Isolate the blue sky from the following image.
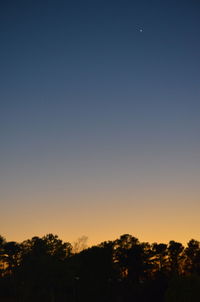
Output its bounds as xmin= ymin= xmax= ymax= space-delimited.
xmin=1 ymin=0 xmax=200 ymax=244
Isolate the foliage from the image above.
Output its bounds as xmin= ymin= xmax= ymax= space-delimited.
xmin=0 ymin=233 xmax=200 ymax=301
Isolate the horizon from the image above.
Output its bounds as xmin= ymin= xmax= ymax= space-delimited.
xmin=2 ymin=230 xmax=199 ymax=248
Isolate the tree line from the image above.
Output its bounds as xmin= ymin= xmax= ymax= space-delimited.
xmin=0 ymin=233 xmax=200 ymax=301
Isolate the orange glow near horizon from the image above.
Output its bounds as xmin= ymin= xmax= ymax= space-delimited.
xmin=2 ymin=184 xmax=200 ymax=247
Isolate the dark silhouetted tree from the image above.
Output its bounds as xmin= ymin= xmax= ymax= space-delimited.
xmin=168 ymin=241 xmax=184 ymax=275
xmin=184 ymin=239 xmax=200 ymax=275
xmin=3 ymin=241 xmax=21 ymax=275
xmin=152 ymin=243 xmax=168 ymax=274
xmin=0 ymin=235 xmax=6 ymax=276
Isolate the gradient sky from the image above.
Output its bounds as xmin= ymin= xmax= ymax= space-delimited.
xmin=1 ymin=0 xmax=200 ymax=246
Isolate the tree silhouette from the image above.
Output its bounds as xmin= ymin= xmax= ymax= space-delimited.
xmin=72 ymin=236 xmax=88 ymax=254
xmin=184 ymin=239 xmax=200 ymax=275
xmin=3 ymin=241 xmax=21 ymax=274
xmin=0 ymin=233 xmax=200 ymax=302
xmin=152 ymin=243 xmax=168 ymax=274
xmin=167 ymin=241 xmax=184 ymax=275
xmin=0 ymin=235 xmax=6 ymax=277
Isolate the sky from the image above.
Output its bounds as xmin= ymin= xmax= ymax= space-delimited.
xmin=1 ymin=0 xmax=200 ymax=246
